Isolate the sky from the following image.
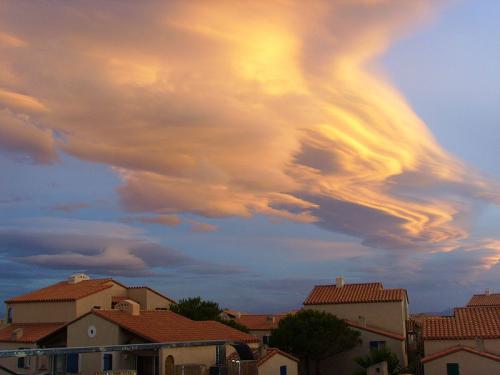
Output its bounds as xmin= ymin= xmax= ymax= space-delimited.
xmin=0 ymin=0 xmax=499 ymax=314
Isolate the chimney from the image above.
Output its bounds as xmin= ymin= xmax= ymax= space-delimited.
xmin=67 ymin=273 xmax=90 ymax=284
xmin=236 ymin=312 xmax=241 ymax=319
xmin=336 ymin=276 xmax=345 ymax=288
xmin=116 ymin=300 xmax=140 ymax=316
xmin=266 ymin=315 xmax=275 ymax=323
xmin=11 ymin=328 xmax=23 ymax=341
xmin=485 ymin=288 xmax=492 ymax=295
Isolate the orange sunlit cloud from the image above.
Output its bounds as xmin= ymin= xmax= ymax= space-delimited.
xmin=0 ymin=0 xmax=498 ymax=257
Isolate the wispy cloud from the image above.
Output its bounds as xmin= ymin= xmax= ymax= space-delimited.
xmin=123 ymin=214 xmax=181 ymax=227
xmin=0 ymin=1 xmax=498 ymax=259
xmin=188 ymin=219 xmax=218 ymax=233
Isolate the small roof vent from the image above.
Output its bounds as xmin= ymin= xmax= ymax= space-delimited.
xmin=485 ymin=288 xmax=492 ymax=295
xmin=68 ymin=273 xmax=90 ymax=284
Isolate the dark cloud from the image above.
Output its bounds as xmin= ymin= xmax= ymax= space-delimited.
xmin=0 ymin=218 xmax=244 ymax=277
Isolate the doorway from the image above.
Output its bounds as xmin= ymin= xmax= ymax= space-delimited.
xmin=165 ymin=355 xmax=174 ymax=375
xmin=137 ymin=356 xmax=159 ymax=375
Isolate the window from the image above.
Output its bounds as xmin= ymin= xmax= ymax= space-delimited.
xmin=17 ymin=348 xmax=30 ymax=369
xmin=66 ymin=353 xmax=79 ymax=373
xmin=447 ymin=363 xmax=459 ymax=375
xmin=369 ymin=341 xmax=386 ymax=350
xmin=17 ymin=356 xmax=26 ymax=369
xmin=103 ymin=353 xmax=113 ymax=371
xmin=280 ymin=365 xmax=287 ymax=375
xmin=262 ymin=335 xmax=270 ymax=345
xmin=7 ymin=308 xmax=13 ymax=324
xmin=93 ymin=305 xmax=101 ymax=310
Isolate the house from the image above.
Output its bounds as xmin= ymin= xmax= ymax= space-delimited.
xmin=4 ymin=274 xmax=175 ymax=324
xmin=421 ymin=305 xmax=500 ymax=375
xmin=0 ymin=274 xmax=175 ymax=375
xmin=303 ymin=277 xmax=409 ymax=375
xmin=0 ymin=322 xmax=63 ymax=374
xmin=38 ymin=299 xmax=260 ymax=375
xmin=227 ymin=347 xmax=298 ymax=375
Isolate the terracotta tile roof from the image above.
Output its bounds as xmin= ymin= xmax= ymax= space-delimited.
xmin=421 ymin=345 xmax=500 ymax=364
xmin=467 ymin=293 xmax=500 ymax=307
xmin=0 ymin=323 xmax=64 ymax=343
xmin=423 ymin=306 xmax=500 ymax=340
xmin=258 ymin=348 xmax=299 ymax=366
xmin=92 ymin=310 xmax=259 ymax=344
xmin=345 ymin=319 xmax=405 ymax=341
xmin=234 ymin=314 xmax=288 ymax=331
xmin=303 ymin=283 xmax=407 ymax=305
xmin=5 ymin=278 xmax=116 ymax=303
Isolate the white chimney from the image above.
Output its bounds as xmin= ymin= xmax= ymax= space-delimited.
xmin=336 ymin=276 xmax=345 ymax=288
xmin=116 ymin=300 xmax=140 ymax=316
xmin=68 ymin=273 xmax=90 ymax=284
xmin=485 ymin=288 xmax=492 ymax=295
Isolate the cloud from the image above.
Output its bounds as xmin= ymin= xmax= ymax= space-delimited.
xmin=0 ymin=218 xmax=243 ymax=276
xmin=0 ymin=109 xmax=57 ymax=163
xmin=188 ymin=219 xmax=218 ymax=233
xmin=0 ymin=0 xmax=498 ymax=256
xmin=122 ymin=214 xmax=181 ymax=227
xmin=49 ymin=202 xmax=89 ymax=213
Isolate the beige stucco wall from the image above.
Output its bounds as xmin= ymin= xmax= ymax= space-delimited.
xmin=423 ymin=350 xmax=500 ymax=375
xmin=316 ymin=328 xmax=406 ymax=375
xmin=0 ymin=342 xmax=49 ymax=375
xmin=67 ymin=313 xmax=135 ymax=375
xmin=75 ymin=282 xmax=127 ymax=316
xmin=8 ymin=301 xmax=76 ymax=323
xmin=127 ymin=288 xmax=173 ymax=310
xmin=258 ymin=354 xmax=298 ymax=375
xmin=305 ymin=301 xmax=407 ymax=336
xmin=424 ymin=339 xmax=500 ymax=356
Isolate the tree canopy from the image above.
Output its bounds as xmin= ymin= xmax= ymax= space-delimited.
xmin=170 ymin=297 xmax=249 ymax=333
xmin=270 ymin=309 xmax=361 ymax=375
xmin=170 ymin=297 xmax=221 ymax=321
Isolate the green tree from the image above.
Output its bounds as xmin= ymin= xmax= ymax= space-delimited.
xmin=269 ymin=309 xmax=361 ymax=375
xmin=170 ymin=297 xmax=221 ymax=320
xmin=353 ymin=347 xmax=401 ymax=375
xmin=170 ymin=297 xmax=249 ymax=332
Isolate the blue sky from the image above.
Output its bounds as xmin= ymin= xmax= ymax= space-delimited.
xmin=0 ymin=1 xmax=498 ymax=314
